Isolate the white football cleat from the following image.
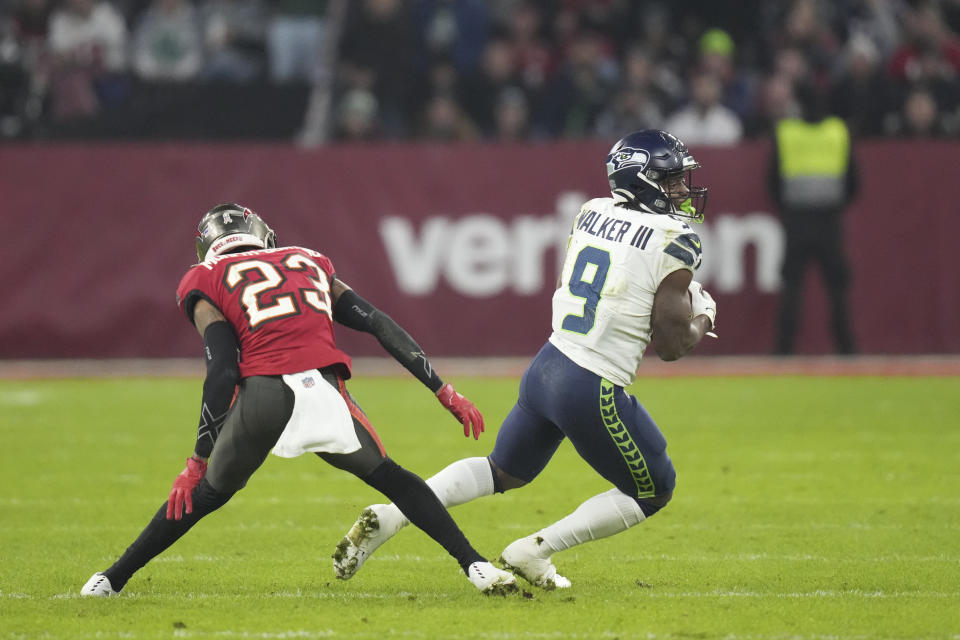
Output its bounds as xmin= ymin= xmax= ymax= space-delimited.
xmin=332 ymin=504 xmax=404 ymax=580
xmin=80 ymin=572 xmax=118 ymax=597
xmin=466 ymin=561 xmax=519 ymax=595
xmin=499 ymin=536 xmax=572 ymax=590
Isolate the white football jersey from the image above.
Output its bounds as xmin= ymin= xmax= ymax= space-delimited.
xmin=548 ymin=197 xmax=703 ymax=387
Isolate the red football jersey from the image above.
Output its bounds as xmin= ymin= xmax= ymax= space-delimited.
xmin=176 ymin=246 xmax=352 ymax=378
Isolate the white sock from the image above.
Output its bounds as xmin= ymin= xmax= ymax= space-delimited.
xmin=385 ymin=456 xmax=496 ymax=528
xmin=535 ymin=488 xmax=646 ymax=556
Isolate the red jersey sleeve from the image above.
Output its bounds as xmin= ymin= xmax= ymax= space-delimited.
xmin=176 ymin=263 xmax=217 ymax=324
xmin=301 ymin=247 xmax=336 ymax=281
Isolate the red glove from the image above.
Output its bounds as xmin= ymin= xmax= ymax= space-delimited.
xmin=436 ymin=383 xmax=485 ymax=440
xmin=166 ymin=456 xmax=208 ymax=521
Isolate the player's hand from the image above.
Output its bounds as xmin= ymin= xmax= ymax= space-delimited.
xmin=436 ymin=383 xmax=485 ymax=440
xmin=688 ymin=280 xmax=717 ymax=331
xmin=166 ymin=456 xmax=207 ymax=521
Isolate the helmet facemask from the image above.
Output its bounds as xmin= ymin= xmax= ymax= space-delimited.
xmin=653 ymin=166 xmax=707 ymax=223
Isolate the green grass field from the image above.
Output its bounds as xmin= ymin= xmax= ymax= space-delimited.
xmin=1 ymin=373 xmax=958 ymax=639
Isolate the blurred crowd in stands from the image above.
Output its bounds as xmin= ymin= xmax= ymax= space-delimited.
xmin=0 ymin=0 xmax=958 ymax=142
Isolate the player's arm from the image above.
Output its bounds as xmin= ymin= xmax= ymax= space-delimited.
xmin=329 ymin=278 xmax=484 ymax=439
xmin=165 ymin=297 xmax=239 ymax=520
xmin=650 ymin=269 xmax=712 ymax=361
xmin=190 ymin=299 xmax=240 ymax=460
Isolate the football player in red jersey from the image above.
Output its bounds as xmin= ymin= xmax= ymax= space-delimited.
xmin=81 ymin=203 xmax=518 ymax=597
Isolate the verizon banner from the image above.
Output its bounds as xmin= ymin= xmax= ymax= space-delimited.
xmin=2 ymin=140 xmax=957 ymax=359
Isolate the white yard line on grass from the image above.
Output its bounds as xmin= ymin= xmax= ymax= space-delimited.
xmin=6 ymin=589 xmax=954 ymax=602
xmin=2 ymin=356 xmax=960 ymax=379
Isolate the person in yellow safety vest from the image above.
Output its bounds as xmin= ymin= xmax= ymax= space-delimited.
xmin=769 ymin=82 xmax=859 ymax=355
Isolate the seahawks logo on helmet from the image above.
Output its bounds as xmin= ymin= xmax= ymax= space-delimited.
xmin=606 ymin=148 xmax=649 ymax=173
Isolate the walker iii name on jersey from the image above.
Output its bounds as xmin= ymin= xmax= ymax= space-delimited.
xmin=549 ymin=197 xmax=702 ymax=388
xmin=575 ymin=209 xmax=702 ymax=270
xmin=573 ymin=204 xmax=702 ymax=269
xmin=575 ymin=208 xmax=655 ymax=249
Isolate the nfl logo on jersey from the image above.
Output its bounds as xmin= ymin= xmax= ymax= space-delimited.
xmin=301 ymin=376 xmax=315 ymax=389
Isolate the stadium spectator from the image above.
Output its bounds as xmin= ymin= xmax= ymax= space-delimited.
xmin=491 ymin=85 xmax=529 ymax=141
xmin=621 ymin=1 xmax=686 ymax=81
xmin=457 ymin=36 xmax=522 ymax=137
xmin=502 ymin=0 xmax=552 ymax=93
xmin=332 ymin=87 xmax=380 ymax=141
xmin=750 ymin=72 xmax=800 ymax=136
xmin=838 ymin=0 xmax=903 ymax=60
xmin=417 ymin=0 xmax=489 ymax=75
xmin=11 ymin=0 xmax=50 ymax=48
xmin=44 ymin=0 xmax=127 ymax=121
xmin=885 ymin=83 xmax=956 ymax=137
xmin=0 ymin=11 xmax=27 ymax=135
xmin=887 ymin=1 xmax=960 ymax=82
xmin=0 ymin=0 xmax=52 ymax=136
xmin=886 ymin=2 xmax=960 ymax=122
xmin=546 ymin=2 xmax=582 ymax=64
xmin=47 ymin=0 xmax=126 ymax=71
xmin=766 ymin=0 xmax=840 ymax=83
xmin=423 ymin=53 xmax=458 ymax=97
xmin=696 ymin=27 xmax=757 ymax=122
xmin=771 ymin=44 xmax=813 ymax=87
xmin=1 ymin=0 xmax=958 ymax=142
xmin=80 ymin=203 xmax=518 ymax=597
xmin=265 ymin=0 xmax=327 ymax=84
xmin=199 ymin=0 xmax=267 ymax=83
xmin=111 ymin=0 xmax=154 ymax=25
xmin=594 ymin=87 xmax=664 ymax=139
xmin=614 ymin=44 xmax=678 ymax=117
xmin=663 ymin=70 xmax=743 ymax=146
xmin=130 ymin=0 xmax=202 ymax=81
xmin=565 ymin=0 xmax=638 ymax=49
xmin=338 ymin=0 xmax=418 ymax=138
xmin=533 ymin=29 xmax=615 ymax=138
xmin=830 ymin=30 xmax=890 ymax=137
xmin=418 ymin=91 xmax=479 ymax=141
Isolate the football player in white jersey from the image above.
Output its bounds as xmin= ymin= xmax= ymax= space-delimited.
xmin=332 ymin=130 xmax=718 ymax=589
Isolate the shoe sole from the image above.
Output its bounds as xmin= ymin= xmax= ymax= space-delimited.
xmin=483 ymin=579 xmax=520 ymax=596
xmin=332 ymin=507 xmax=380 ymax=580
xmin=498 ymin=555 xmax=560 ymax=591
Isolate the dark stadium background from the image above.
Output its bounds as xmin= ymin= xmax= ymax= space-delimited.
xmin=1 ymin=0 xmax=958 ymax=359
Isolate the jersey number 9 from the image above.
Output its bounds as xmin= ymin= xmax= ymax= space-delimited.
xmin=561 ymin=246 xmax=610 ymax=335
